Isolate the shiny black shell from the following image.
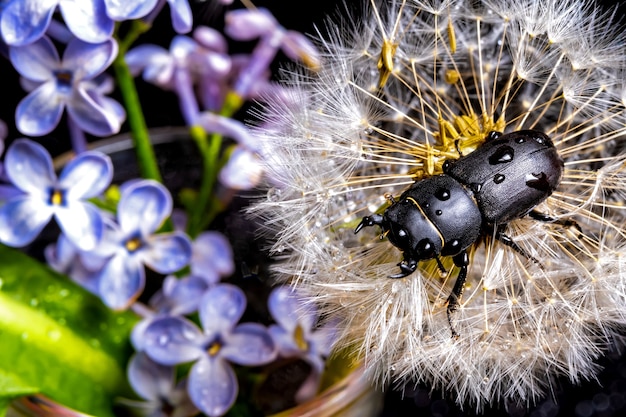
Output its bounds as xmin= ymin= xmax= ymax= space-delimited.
xmin=444 ymin=130 xmax=563 ymax=223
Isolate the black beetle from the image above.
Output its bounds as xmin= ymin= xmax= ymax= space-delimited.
xmin=355 ymin=130 xmax=566 ymax=337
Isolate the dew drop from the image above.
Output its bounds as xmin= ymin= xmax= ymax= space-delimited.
xmin=493 ymin=174 xmax=505 ymax=184
xmin=434 ymin=188 xmax=450 ymax=201
xmin=488 ymin=146 xmax=514 ymax=164
xmin=158 ymin=334 xmax=170 ymax=346
xmin=435 ymin=209 xmax=443 ymax=216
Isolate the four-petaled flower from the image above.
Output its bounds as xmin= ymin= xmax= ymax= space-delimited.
xmin=94 ymin=180 xmax=192 ymax=310
xmin=131 ymin=274 xmax=210 ymax=351
xmin=0 ymin=138 xmax=112 ymax=250
xmin=143 ymin=283 xmax=277 ymax=417
xmin=126 ymin=352 xmax=199 ymax=417
xmin=9 ymin=35 xmax=123 ymax=137
xmin=268 ymin=286 xmax=336 ymax=402
xmin=0 ymin=0 xmax=162 ymax=45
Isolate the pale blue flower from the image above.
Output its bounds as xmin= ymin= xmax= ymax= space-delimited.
xmin=131 ymin=274 xmax=210 ymax=351
xmin=1 ymin=0 xmax=112 ymax=45
xmin=145 ymin=0 xmax=192 ymax=34
xmin=0 ymin=0 xmax=163 ymax=45
xmin=143 ymin=283 xmax=277 ymax=417
xmin=268 ymin=286 xmax=336 ymax=401
xmin=94 ymin=180 xmax=192 ymax=310
xmin=0 ymin=138 xmax=112 ymax=250
xmin=9 ymin=35 xmax=122 ymax=136
xmin=125 ymin=352 xmax=198 ymax=417
xmin=190 ymin=231 xmax=234 ymax=284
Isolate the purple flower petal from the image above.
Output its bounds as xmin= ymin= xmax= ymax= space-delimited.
xmin=143 ymin=316 xmax=205 ymax=365
xmin=0 ymin=196 xmax=52 ymax=247
xmin=224 ymin=8 xmax=277 ymax=41
xmin=196 ymin=112 xmax=259 ymax=151
xmin=128 ymin=352 xmax=175 ymax=401
xmin=104 ymin=0 xmax=158 ymax=20
xmin=54 ymin=201 xmax=103 ymax=251
xmin=62 ymin=38 xmax=117 ymax=80
xmin=151 ymin=275 xmax=209 ymax=316
xmin=125 ymin=44 xmax=173 ymax=85
xmin=188 ymin=356 xmax=238 ymax=417
xmin=59 ymin=152 xmax=113 ymax=199
xmin=58 ymin=0 xmax=114 ymax=43
xmin=199 ymin=284 xmax=246 ymax=335
xmin=98 ymin=253 xmax=145 ymax=310
xmin=191 ymin=231 xmax=234 ymax=281
xmin=118 ymin=181 xmax=172 ymax=236
xmin=15 ymin=81 xmax=64 ymax=136
xmin=167 ymin=0 xmax=192 ymax=34
xmin=193 ymin=26 xmax=227 ymax=53
xmin=1 ymin=0 xmax=57 ymax=46
xmin=142 ymin=232 xmax=192 ymax=274
xmin=219 ymin=146 xmax=263 ymax=190
xmin=8 ymin=36 xmax=58 ymax=80
xmin=222 ymin=323 xmax=276 ymax=366
xmin=66 ymin=87 xmax=122 ymax=136
xmin=269 ymin=286 xmax=316 ymax=332
xmin=4 ymin=139 xmax=55 ymax=195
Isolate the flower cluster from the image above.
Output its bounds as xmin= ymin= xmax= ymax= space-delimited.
xmin=0 ymin=1 xmax=339 ymax=417
xmin=250 ymin=0 xmax=626 ymax=411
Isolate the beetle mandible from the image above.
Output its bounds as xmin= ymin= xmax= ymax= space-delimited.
xmin=355 ymin=130 xmax=566 ymax=337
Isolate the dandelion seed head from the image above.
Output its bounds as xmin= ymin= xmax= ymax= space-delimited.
xmin=250 ymin=0 xmax=626 ymax=410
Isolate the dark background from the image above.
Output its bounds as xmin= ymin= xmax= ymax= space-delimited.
xmin=1 ymin=1 xmax=625 ymax=416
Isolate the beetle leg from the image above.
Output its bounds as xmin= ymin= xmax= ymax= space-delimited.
xmin=389 ymin=255 xmax=418 ymax=279
xmin=354 ymin=214 xmax=384 ymax=234
xmin=435 ymin=256 xmax=447 ymax=275
xmin=528 ymin=210 xmax=582 ymax=238
xmin=447 ymin=250 xmax=469 ymax=339
xmin=494 ymin=226 xmax=544 ymax=270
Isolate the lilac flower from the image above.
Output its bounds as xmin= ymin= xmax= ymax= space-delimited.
xmin=126 ymin=34 xmax=231 ymax=122
xmin=190 ymin=231 xmax=234 ymax=284
xmin=144 ymin=0 xmax=193 ymax=34
xmin=0 ymin=139 xmax=112 ymax=250
xmin=219 ymin=145 xmax=263 ymax=190
xmin=0 ymin=0 xmax=164 ymax=46
xmin=224 ymin=8 xmax=320 ymax=99
xmin=1 ymin=0 xmax=112 ymax=45
xmin=143 ymin=284 xmax=277 ymax=417
xmin=125 ymin=352 xmax=198 ymax=417
xmin=131 ymin=274 xmax=210 ymax=351
xmin=94 ymin=180 xmax=192 ymax=310
xmin=9 ymin=36 xmax=122 ymax=137
xmin=45 ymin=232 xmax=107 ymax=294
xmin=268 ymin=286 xmax=336 ymax=402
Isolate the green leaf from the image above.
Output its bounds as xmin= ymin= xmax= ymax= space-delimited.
xmin=0 ymin=245 xmax=139 ymax=417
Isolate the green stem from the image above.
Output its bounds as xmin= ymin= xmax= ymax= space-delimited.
xmin=188 ymin=126 xmax=223 ymax=238
xmin=187 ymin=91 xmax=246 ymax=237
xmin=113 ymin=21 xmax=162 ymax=182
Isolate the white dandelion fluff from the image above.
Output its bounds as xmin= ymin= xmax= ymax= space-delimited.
xmin=250 ymin=0 xmax=626 ymax=411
